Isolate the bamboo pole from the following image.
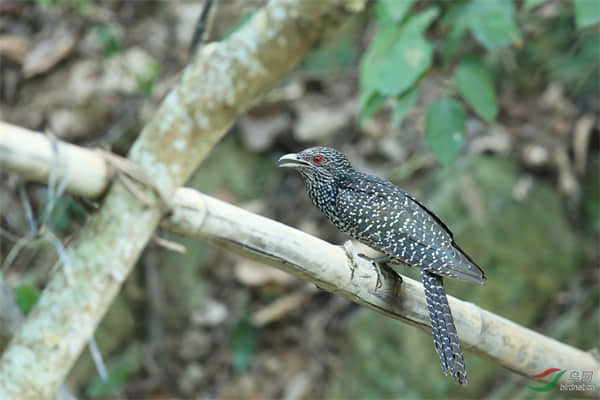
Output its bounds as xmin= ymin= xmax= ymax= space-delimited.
xmin=0 ymin=1 xmax=365 ymax=398
xmin=0 ymin=123 xmax=109 ymax=198
xmin=1 ymin=123 xmax=599 ymax=396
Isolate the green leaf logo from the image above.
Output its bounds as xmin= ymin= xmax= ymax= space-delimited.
xmin=528 ymin=368 xmax=567 ymax=392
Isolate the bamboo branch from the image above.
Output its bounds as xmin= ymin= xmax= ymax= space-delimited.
xmin=1 ymin=125 xmax=599 ymax=396
xmin=0 ymin=1 xmax=364 ymax=398
xmin=0 ymin=123 xmax=110 ymax=198
xmin=169 ymin=190 xmax=600 ymax=394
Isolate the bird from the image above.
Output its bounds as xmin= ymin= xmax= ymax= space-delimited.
xmin=278 ymin=146 xmax=486 ymax=385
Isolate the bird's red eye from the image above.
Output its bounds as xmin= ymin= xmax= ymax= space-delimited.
xmin=313 ymin=156 xmax=322 ymax=164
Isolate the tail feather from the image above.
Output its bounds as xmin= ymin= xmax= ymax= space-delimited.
xmin=422 ymin=269 xmax=467 ymax=385
xmin=422 ymin=271 xmax=448 ymax=376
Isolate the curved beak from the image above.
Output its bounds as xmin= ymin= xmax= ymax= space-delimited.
xmin=278 ymin=153 xmax=311 ymax=168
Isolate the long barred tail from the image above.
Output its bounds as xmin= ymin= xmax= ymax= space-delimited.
xmin=421 ymin=269 xmax=467 ymax=385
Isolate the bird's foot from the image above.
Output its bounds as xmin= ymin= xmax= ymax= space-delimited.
xmin=358 ymin=253 xmax=391 ymax=289
xmin=342 ymin=240 xmax=359 ymax=281
xmin=342 ymin=242 xmax=402 ymax=290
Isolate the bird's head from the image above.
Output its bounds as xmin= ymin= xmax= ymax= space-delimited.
xmin=278 ymin=147 xmax=352 ymax=180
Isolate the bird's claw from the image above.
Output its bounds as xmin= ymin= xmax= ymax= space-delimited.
xmin=358 ymin=252 xmax=391 ymax=290
xmin=343 ymin=243 xmax=401 ymax=291
xmin=343 ymin=241 xmax=358 ymax=281
xmin=374 ymin=262 xmax=384 ymax=289
xmin=392 ymin=273 xmax=403 ymax=295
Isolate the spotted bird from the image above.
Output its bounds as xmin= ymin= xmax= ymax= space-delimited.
xmin=278 ymin=146 xmax=486 ymax=385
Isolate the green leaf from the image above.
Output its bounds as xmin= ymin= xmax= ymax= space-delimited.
xmin=425 ymin=98 xmax=466 ymax=165
xmin=468 ymin=2 xmax=521 ymax=50
xmin=360 ymin=24 xmax=399 ymax=97
xmin=399 ymin=7 xmax=439 ymax=37
xmin=50 ymin=195 xmax=87 ymax=233
xmin=14 ymin=285 xmax=40 ymax=315
xmin=379 ymin=0 xmax=416 ymax=23
xmin=300 ymin=16 xmax=361 ymax=79
xmin=86 ymin=345 xmax=142 ymax=398
xmin=302 ymin=41 xmax=357 ymax=79
xmin=524 ymin=0 xmax=551 ymax=11
xmin=584 ymin=156 xmax=600 ymax=233
xmin=374 ymin=1 xmax=394 ymax=28
xmin=445 ymin=1 xmax=521 ymax=51
xmin=442 ymin=23 xmax=468 ymax=63
xmin=87 ymin=366 xmax=134 ymax=398
xmin=549 ymin=30 xmax=600 ymax=95
xmin=378 ymin=37 xmax=432 ymax=96
xmin=230 ymin=316 xmax=261 ymax=374
xmin=392 ymin=85 xmax=418 ymax=127
xmin=135 ymin=61 xmax=161 ymax=97
xmin=441 ymin=3 xmax=469 ymax=62
xmin=360 ymin=8 xmax=437 ymax=94
xmin=360 ymin=8 xmax=436 ymax=113
xmin=35 ymin=0 xmax=61 ymax=5
xmin=574 ymin=0 xmax=600 ymax=29
xmin=360 ymin=91 xmax=387 ymax=122
xmin=455 ymin=58 xmax=498 ymax=122
xmin=96 ymin=26 xmax=121 ymax=58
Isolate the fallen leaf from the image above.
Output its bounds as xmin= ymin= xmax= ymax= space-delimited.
xmin=23 ymin=26 xmax=79 ymax=78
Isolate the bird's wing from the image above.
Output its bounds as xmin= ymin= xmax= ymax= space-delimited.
xmin=336 ymin=174 xmax=453 ymax=251
xmin=336 ymin=174 xmax=485 ymax=284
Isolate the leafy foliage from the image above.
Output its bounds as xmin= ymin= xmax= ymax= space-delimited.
xmin=359 ymin=4 xmax=438 ymax=121
xmin=445 ymin=0 xmax=521 ymax=52
xmin=524 ymin=0 xmax=551 ymax=11
xmin=378 ymin=36 xmax=432 ymax=96
xmin=35 ymin=0 xmax=62 ymax=5
xmin=455 ymin=58 xmax=497 ymax=122
xmin=360 ymin=0 xmax=523 ymax=164
xmin=229 ymin=315 xmax=261 ymax=374
xmin=85 ymin=345 xmax=141 ymax=398
xmin=49 ymin=195 xmax=87 ymax=234
xmin=360 ymin=92 xmax=387 ymax=122
xmin=584 ymin=155 xmax=600 ymax=233
xmin=574 ymin=0 xmax=600 ymax=29
xmin=359 ymin=0 xmax=598 ymax=164
xmin=96 ymin=26 xmax=121 ymax=58
xmin=425 ymin=98 xmax=466 ymax=165
xmin=513 ymin=10 xmax=599 ymax=96
xmin=391 ymin=84 xmax=418 ymax=127
xmin=379 ymin=0 xmax=416 ymax=23
xmin=87 ymin=366 xmax=135 ymax=398
xmin=135 ymin=61 xmax=161 ymax=97
xmin=14 ymin=285 xmax=40 ymax=315
xmin=548 ymin=27 xmax=600 ymax=94
xmin=300 ymin=16 xmax=362 ymax=79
